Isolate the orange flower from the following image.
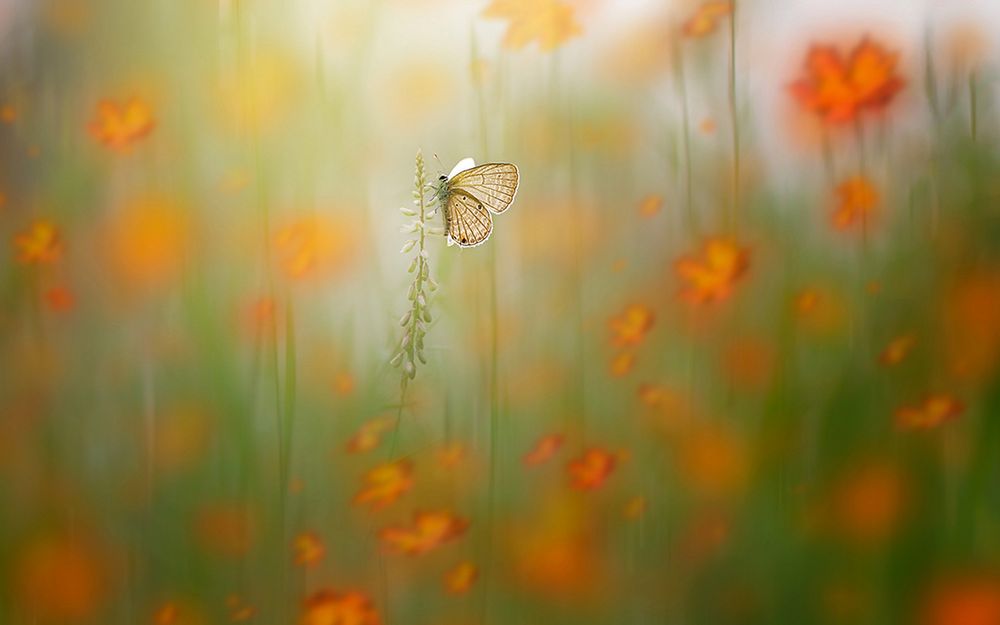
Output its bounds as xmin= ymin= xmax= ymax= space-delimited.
xmin=13 ymin=533 xmax=110 ymax=622
xmin=379 ymin=511 xmax=468 ymax=556
xmin=675 ymin=238 xmax=749 ymax=304
xmin=300 ymin=589 xmax=380 ymax=625
xmin=153 ymin=602 xmax=179 ymax=625
xmin=682 ymin=1 xmax=731 ymax=38
xmin=879 ymin=335 xmax=915 ymax=366
xmin=1 ymin=103 xmax=16 ymax=123
xmin=275 ymin=216 xmax=355 ymax=281
xmin=292 ymin=531 xmax=325 ymax=567
xmin=332 ymin=372 xmax=355 ymax=397
xmin=44 ymin=286 xmax=75 ymax=312
xmin=483 ymin=0 xmax=582 ymax=52
xmin=789 ymin=38 xmax=904 ymax=124
xmin=609 ymin=304 xmax=655 ymax=347
xmin=795 ymin=289 xmax=821 ymax=315
xmin=829 ymin=461 xmax=908 ymax=544
xmin=14 ymin=219 xmax=63 ymax=265
xmin=352 ymin=460 xmax=414 ymax=510
xmin=226 ymin=595 xmax=255 ymax=622
xmin=638 ymin=194 xmax=663 ymax=218
xmin=88 ymin=98 xmax=154 ymax=150
xmin=436 ymin=443 xmax=466 ymax=469
xmin=832 ymin=176 xmax=879 ymax=231
xmin=524 ymin=433 xmax=564 ymax=467
xmin=346 ymin=418 xmax=394 ymax=454
xmin=675 ymin=424 xmax=749 ymax=499
xmin=567 ymin=448 xmax=617 ymax=490
xmin=241 ymin=296 xmax=279 ymax=339
xmin=921 ymin=573 xmax=1000 ymax=625
xmin=895 ymin=395 xmax=964 ymax=431
xmin=444 ymin=561 xmax=478 ymax=594
xmin=609 ymin=351 xmax=636 ymax=377
xmin=106 ymin=197 xmax=191 ymax=288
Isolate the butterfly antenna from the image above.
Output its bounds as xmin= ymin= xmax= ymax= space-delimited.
xmin=433 ymin=153 xmax=445 ymax=172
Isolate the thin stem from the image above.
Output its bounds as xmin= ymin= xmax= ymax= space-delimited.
xmin=676 ymin=41 xmax=697 ymax=235
xmin=727 ymin=1 xmax=740 ymax=231
xmin=969 ymin=70 xmax=978 ymax=142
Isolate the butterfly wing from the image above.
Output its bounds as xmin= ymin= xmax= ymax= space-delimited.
xmin=445 ymin=190 xmax=493 ymax=247
xmin=448 ymin=163 xmax=519 ymax=214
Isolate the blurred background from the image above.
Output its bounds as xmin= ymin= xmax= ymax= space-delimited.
xmin=1 ymin=0 xmax=1000 ymax=624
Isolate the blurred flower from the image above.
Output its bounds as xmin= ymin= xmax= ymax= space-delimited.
xmin=444 ymin=561 xmax=478 ymax=594
xmin=789 ymin=38 xmax=904 ymax=124
xmin=510 ymin=493 xmax=603 ymax=599
xmin=624 ymin=495 xmax=647 ymax=520
xmin=600 ymin=18 xmax=673 ymax=86
xmin=895 ymin=395 xmax=964 ymax=431
xmin=831 ymin=176 xmax=879 ymax=231
xmin=682 ymin=1 xmax=731 ymax=38
xmin=567 ymin=448 xmax=617 ymax=490
xmin=609 ymin=304 xmax=655 ymax=347
xmin=1 ymin=104 xmax=17 ymax=123
xmin=152 ymin=599 xmax=209 ymax=625
xmin=292 ymin=532 xmax=325 ymax=567
xmin=921 ymin=573 xmax=1000 ymax=625
xmin=638 ymin=195 xmax=663 ymax=218
xmin=675 ymin=424 xmax=749 ymax=499
xmin=300 ymin=590 xmax=380 ymax=625
xmin=436 ymin=443 xmax=466 ymax=470
xmin=194 ymin=503 xmax=254 ymax=558
xmin=795 ymin=289 xmax=820 ymax=315
xmin=352 ymin=460 xmax=414 ymax=510
xmin=44 ymin=286 xmax=75 ymax=312
xmin=154 ymin=404 xmax=212 ymax=476
xmin=153 ymin=602 xmax=179 ymax=624
xmin=379 ymin=511 xmax=468 ymax=556
xmin=945 ymin=274 xmax=1000 ymax=381
xmin=523 ymin=433 xmax=564 ymax=467
xmin=879 ymin=335 xmax=915 ymax=366
xmin=609 ymin=351 xmax=636 ymax=377
xmin=829 ymin=461 xmax=908 ymax=544
xmin=483 ymin=0 xmax=582 ymax=52
xmin=14 ymin=219 xmax=63 ymax=265
xmin=699 ymin=117 xmax=717 ymax=134
xmin=106 ymin=197 xmax=191 ymax=289
xmin=12 ymin=532 xmax=110 ymax=622
xmin=240 ymin=295 xmax=279 ymax=340
xmin=88 ymin=98 xmax=154 ymax=150
xmin=346 ymin=418 xmax=394 ymax=454
xmin=275 ymin=215 xmax=356 ymax=282
xmin=675 ymin=238 xmax=749 ymax=304
xmin=332 ymin=372 xmax=355 ymax=397
xmin=225 ymin=595 xmax=255 ymax=622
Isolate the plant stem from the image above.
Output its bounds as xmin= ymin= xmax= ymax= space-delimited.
xmin=676 ymin=41 xmax=697 ymax=235
xmin=969 ymin=70 xmax=978 ymax=142
xmin=728 ymin=0 xmax=740 ymax=231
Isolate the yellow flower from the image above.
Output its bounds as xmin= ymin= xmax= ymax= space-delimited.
xmin=483 ymin=0 xmax=582 ymax=52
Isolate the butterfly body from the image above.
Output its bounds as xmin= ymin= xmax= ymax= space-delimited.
xmin=433 ymin=158 xmax=519 ymax=248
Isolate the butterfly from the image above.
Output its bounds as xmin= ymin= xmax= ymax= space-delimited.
xmin=433 ymin=157 xmax=519 ymax=248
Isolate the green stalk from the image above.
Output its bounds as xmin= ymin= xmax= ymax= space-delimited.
xmin=969 ymin=70 xmax=978 ymax=142
xmin=727 ymin=0 xmax=740 ymax=231
xmin=676 ymin=40 xmax=697 ymax=235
